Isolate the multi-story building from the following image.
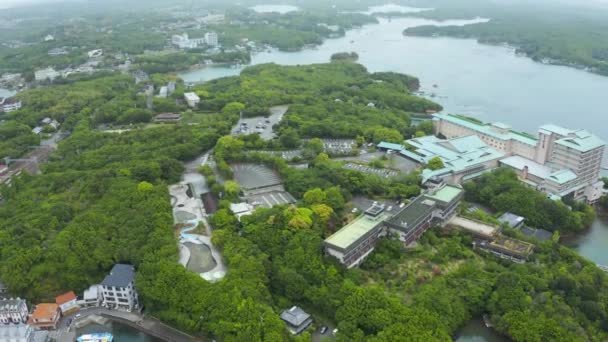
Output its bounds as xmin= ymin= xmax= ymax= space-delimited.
xmin=34 ymin=67 xmax=60 ymax=81
xmin=385 ymin=184 xmax=463 ymax=245
xmin=0 ymin=298 xmax=28 ymax=325
xmin=172 ymin=33 xmax=206 ymax=49
xmin=184 ymin=92 xmax=200 ymax=108
xmin=0 ymin=97 xmax=22 ymax=112
xmin=324 ymin=184 xmax=464 ymax=268
xmin=0 ymin=323 xmax=32 ymax=342
xmin=324 ymin=206 xmax=390 ymax=268
xmin=433 ymin=113 xmax=605 ymax=203
xmin=28 ymin=303 xmax=60 ymax=330
xmin=101 ymin=264 xmax=139 ymax=312
xmin=82 ymin=285 xmax=102 ymax=308
xmin=204 ymin=32 xmax=218 ymax=47
xmin=392 ymin=135 xmax=504 ymax=184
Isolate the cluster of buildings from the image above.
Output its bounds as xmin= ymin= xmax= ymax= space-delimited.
xmin=0 ymin=97 xmax=22 ymax=113
xmin=0 ymin=264 xmax=139 ymax=342
xmin=31 ymin=117 xmax=60 ymax=135
xmin=380 ymin=113 xmax=605 ymax=204
xmin=324 ymin=183 xmax=464 ymax=268
xmin=447 ymin=214 xmax=536 ymax=263
xmin=34 ymin=61 xmax=101 ymax=82
xmin=171 ymin=32 xmax=218 ymax=49
xmin=157 ymin=81 xmax=176 ymax=98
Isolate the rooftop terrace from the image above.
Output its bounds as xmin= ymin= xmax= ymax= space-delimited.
xmin=425 ymin=184 xmax=463 ymax=204
xmin=489 ymin=236 xmax=534 ymax=258
xmin=386 ymin=196 xmax=435 ymax=233
xmin=325 ymin=212 xmax=389 ymax=250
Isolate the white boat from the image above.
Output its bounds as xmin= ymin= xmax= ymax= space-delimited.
xmin=77 ymin=333 xmax=114 ymax=342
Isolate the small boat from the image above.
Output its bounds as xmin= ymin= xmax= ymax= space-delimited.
xmin=77 ymin=333 xmax=114 ymax=342
xmin=483 ymin=314 xmax=494 ymax=328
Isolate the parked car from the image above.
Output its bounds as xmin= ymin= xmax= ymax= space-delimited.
xmin=320 ymin=326 xmax=328 ymax=334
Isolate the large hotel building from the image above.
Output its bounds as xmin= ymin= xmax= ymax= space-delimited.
xmin=432 ymin=113 xmax=605 ymax=203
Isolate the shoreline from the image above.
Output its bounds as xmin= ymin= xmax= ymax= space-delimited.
xmin=67 ymin=308 xmax=200 ymax=342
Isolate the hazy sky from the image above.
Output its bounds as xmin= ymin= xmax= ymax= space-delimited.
xmin=0 ymin=0 xmax=82 ymax=9
xmin=2 ymin=0 xmax=608 ymax=10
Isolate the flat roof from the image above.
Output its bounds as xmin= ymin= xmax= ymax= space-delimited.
xmin=433 ymin=113 xmax=538 ymax=146
xmin=377 ymin=142 xmax=404 ymax=151
xmin=500 ymin=155 xmax=551 ymax=179
xmin=425 ymin=185 xmax=462 ymax=203
xmin=386 ymin=196 xmax=435 ymax=233
xmin=489 ymin=236 xmax=534 ymax=257
xmin=404 ymin=135 xmax=504 ymax=183
xmin=556 ymin=135 xmax=605 ymax=153
xmin=498 ymin=212 xmax=525 ymax=228
xmin=547 ymin=169 xmax=578 ymax=185
xmin=325 ymin=213 xmax=389 ymax=250
xmin=449 ymin=216 xmax=499 ymax=237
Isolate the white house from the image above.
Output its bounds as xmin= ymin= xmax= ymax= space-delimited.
xmin=82 ymin=285 xmax=102 ymax=308
xmin=101 ymin=264 xmax=139 ymax=312
xmin=184 ymin=92 xmax=200 ymax=108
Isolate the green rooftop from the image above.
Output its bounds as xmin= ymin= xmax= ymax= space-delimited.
xmin=325 ymin=213 xmax=389 ymax=250
xmin=425 ymin=185 xmax=463 ymax=203
xmin=435 ymin=113 xmax=539 ymax=146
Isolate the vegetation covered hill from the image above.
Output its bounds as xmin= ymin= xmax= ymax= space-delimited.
xmin=404 ymin=0 xmax=608 ymax=75
xmin=196 ymin=62 xmax=439 ymax=139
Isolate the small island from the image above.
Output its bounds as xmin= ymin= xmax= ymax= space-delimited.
xmin=330 ymin=51 xmax=359 ymax=62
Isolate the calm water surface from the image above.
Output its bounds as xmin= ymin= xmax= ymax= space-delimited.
xmin=456 ymin=319 xmax=510 ymax=342
xmin=76 ymin=322 xmax=162 ymax=342
xmin=250 ymin=4 xmax=299 ymax=14
xmin=0 ymin=88 xmax=15 ymax=98
xmin=179 ymin=12 xmax=608 ymax=265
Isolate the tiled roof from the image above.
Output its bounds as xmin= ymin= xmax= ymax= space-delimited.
xmin=55 ymin=291 xmax=77 ymax=305
xmin=280 ymin=306 xmax=311 ymax=326
xmin=30 ymin=303 xmax=58 ymax=320
xmin=101 ymin=264 xmax=135 ymax=288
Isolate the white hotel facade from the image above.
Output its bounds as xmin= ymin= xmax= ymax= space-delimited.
xmin=433 ymin=113 xmax=605 ymax=203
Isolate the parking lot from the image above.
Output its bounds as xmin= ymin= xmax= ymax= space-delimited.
xmin=253 ymin=150 xmax=303 ymax=160
xmin=351 ymin=195 xmax=405 ymax=216
xmin=344 ymin=163 xmax=399 ymax=178
xmin=246 ymin=190 xmax=296 ymax=208
xmin=232 ymin=105 xmax=288 ymax=140
xmin=232 ymin=163 xmax=283 ymax=190
xmin=336 ymin=151 xmax=419 ymax=174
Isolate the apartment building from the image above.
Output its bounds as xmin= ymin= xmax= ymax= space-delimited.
xmin=101 ymin=264 xmax=139 ymax=312
xmin=0 ymin=298 xmax=28 ymax=325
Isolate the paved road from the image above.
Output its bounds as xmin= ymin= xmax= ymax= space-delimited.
xmin=1 ymin=131 xmax=67 ymax=185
